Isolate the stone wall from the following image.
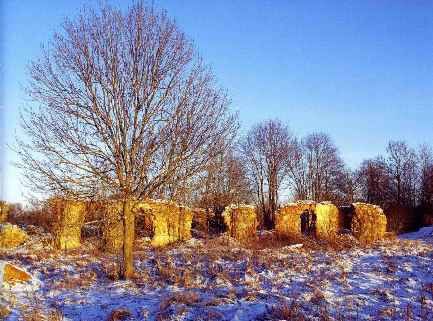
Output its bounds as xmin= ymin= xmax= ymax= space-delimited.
xmin=0 ymin=201 xmax=9 ymax=223
xmin=51 ymin=199 xmax=86 ymax=250
xmin=351 ymin=202 xmax=387 ymax=244
xmin=315 ymin=202 xmax=343 ymax=238
xmin=275 ymin=201 xmax=342 ymax=239
xmin=1 ymin=262 xmax=32 ymax=286
xmin=275 ymin=201 xmax=315 ymax=237
xmin=135 ymin=200 xmax=193 ymax=247
xmin=101 ymin=199 xmax=194 ymax=251
xmin=222 ymin=204 xmax=258 ymax=242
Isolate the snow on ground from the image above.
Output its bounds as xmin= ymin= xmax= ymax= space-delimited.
xmin=399 ymin=226 xmax=433 ymax=240
xmin=1 ymin=227 xmax=433 ymax=320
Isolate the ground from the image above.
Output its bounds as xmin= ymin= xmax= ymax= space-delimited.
xmin=1 ymin=226 xmax=433 ymax=321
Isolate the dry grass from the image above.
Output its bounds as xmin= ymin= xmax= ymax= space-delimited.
xmin=51 ymin=270 xmax=97 ymax=290
xmin=3 ymin=225 xmax=433 ymax=320
xmin=259 ymin=300 xmax=307 ymax=321
xmin=245 ymin=231 xmax=358 ymax=252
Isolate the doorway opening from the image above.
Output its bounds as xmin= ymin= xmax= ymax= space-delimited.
xmin=300 ymin=209 xmax=317 ymax=237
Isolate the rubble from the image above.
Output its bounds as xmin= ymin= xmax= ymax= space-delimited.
xmin=0 ymin=224 xmax=28 ymax=248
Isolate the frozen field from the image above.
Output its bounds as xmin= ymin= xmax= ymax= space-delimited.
xmin=1 ymin=226 xmax=433 ymax=321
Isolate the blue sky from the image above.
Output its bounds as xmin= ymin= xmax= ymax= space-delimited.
xmin=2 ymin=1 xmax=433 ymax=203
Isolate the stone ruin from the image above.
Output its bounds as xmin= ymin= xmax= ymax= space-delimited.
xmin=43 ymin=198 xmax=194 ymax=252
xmin=0 ymin=201 xmax=9 ymax=223
xmin=0 ymin=261 xmax=32 ymax=286
xmin=101 ymin=201 xmax=125 ymax=253
xmin=49 ymin=198 xmax=86 ymax=250
xmin=340 ymin=202 xmax=387 ymax=244
xmin=276 ymin=200 xmax=387 ymax=243
xmin=132 ymin=199 xmax=192 ymax=248
xmin=222 ymin=204 xmax=258 ymax=242
xmin=40 ymin=197 xmax=388 ymax=251
xmin=275 ymin=201 xmax=342 ymax=239
xmin=0 ymin=201 xmax=29 ymax=249
xmin=101 ymin=199 xmax=193 ymax=252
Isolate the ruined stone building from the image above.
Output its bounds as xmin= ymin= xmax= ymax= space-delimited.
xmin=275 ymin=200 xmax=387 ymax=243
xmin=222 ymin=204 xmax=258 ymax=242
xmin=46 ymin=198 xmax=194 ymax=251
xmin=340 ymin=202 xmax=387 ymax=243
xmin=275 ymin=201 xmax=342 ymax=239
xmin=133 ymin=199 xmax=193 ymax=248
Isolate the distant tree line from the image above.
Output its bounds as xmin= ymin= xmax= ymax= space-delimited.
xmin=356 ymin=141 xmax=433 ymax=232
xmin=211 ymin=119 xmax=432 ymax=232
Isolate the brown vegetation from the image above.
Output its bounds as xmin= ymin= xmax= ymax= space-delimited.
xmin=191 ymin=208 xmax=210 ymax=234
xmin=7 ymin=205 xmax=52 ymax=232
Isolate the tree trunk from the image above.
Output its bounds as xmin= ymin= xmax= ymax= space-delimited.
xmin=120 ymin=198 xmax=135 ymax=279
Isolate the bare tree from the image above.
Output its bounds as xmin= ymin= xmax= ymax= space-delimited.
xmin=386 ymin=141 xmax=418 ymax=207
xmin=356 ymin=142 xmax=422 ymax=232
xmin=197 ymin=150 xmax=251 ymax=214
xmin=241 ymin=120 xmax=295 ymax=228
xmin=287 ymin=138 xmax=309 ymax=200
xmin=357 ymin=157 xmax=391 ymax=207
xmin=17 ymin=3 xmax=237 ymax=278
xmin=333 ymin=168 xmax=361 ymax=205
xmin=418 ymin=144 xmax=433 ymax=208
xmin=289 ymin=132 xmax=345 ymax=203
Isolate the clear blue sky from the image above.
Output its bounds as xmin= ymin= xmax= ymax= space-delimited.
xmin=2 ymin=1 xmax=433 ymax=203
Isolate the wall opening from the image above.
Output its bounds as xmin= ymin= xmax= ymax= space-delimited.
xmin=300 ymin=209 xmax=317 ymax=237
xmin=339 ymin=205 xmax=354 ymax=232
xmin=135 ymin=208 xmax=154 ymax=238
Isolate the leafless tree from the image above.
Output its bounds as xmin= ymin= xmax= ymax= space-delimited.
xmin=418 ymin=144 xmax=433 ymax=208
xmin=357 ymin=157 xmax=391 ymax=207
xmin=197 ymin=150 xmax=252 ymax=214
xmin=289 ymin=132 xmax=345 ymax=203
xmin=333 ymin=168 xmax=361 ymax=205
xmin=16 ymin=3 xmax=237 ymax=278
xmin=386 ymin=141 xmax=418 ymax=207
xmin=356 ymin=142 xmax=423 ymax=232
xmin=241 ymin=120 xmax=295 ymax=228
xmin=287 ymin=138 xmax=309 ymax=200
